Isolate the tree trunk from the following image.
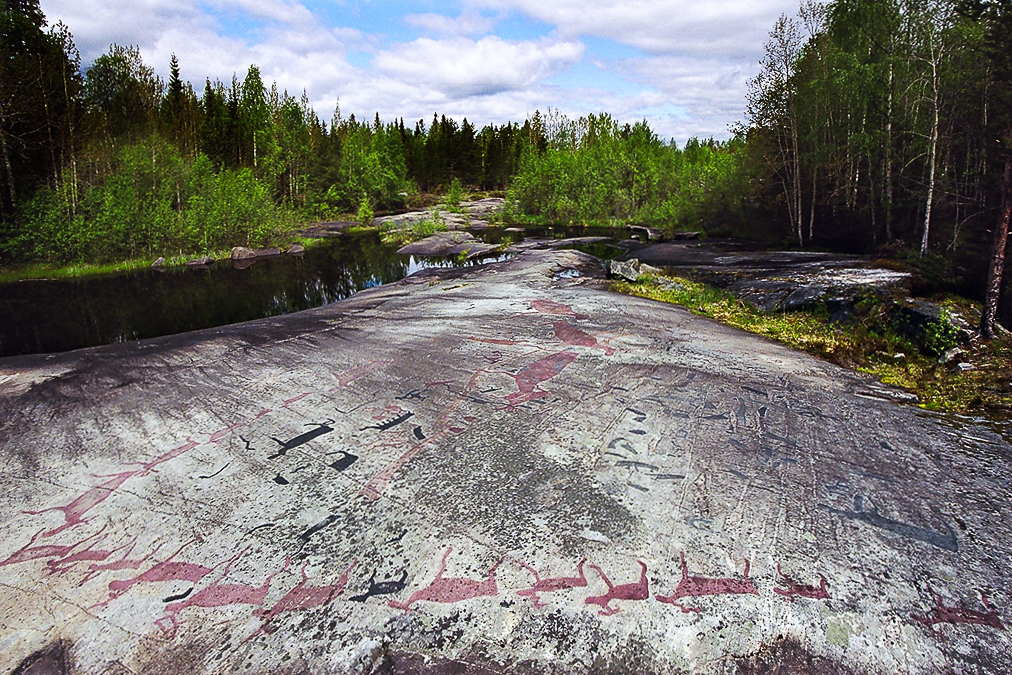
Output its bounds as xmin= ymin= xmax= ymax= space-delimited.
xmin=920 ymin=54 xmax=940 ymax=257
xmin=885 ymin=61 xmax=894 ymax=241
xmin=980 ymin=146 xmax=1011 ymax=339
xmin=0 ymin=126 xmax=16 ymax=213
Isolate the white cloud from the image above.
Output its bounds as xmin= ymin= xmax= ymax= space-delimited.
xmin=404 ymin=9 xmax=495 ymax=36
xmin=374 ymin=36 xmax=583 ymax=98
xmin=36 ymin=0 xmax=797 ymax=143
xmin=468 ymin=0 xmax=792 ymax=56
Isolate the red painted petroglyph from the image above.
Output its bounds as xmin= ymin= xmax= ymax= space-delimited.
xmin=155 ymin=551 xmax=290 ymax=636
xmin=282 ymin=392 xmax=312 ymax=408
xmin=246 ymin=560 xmax=356 ymax=640
xmin=0 ymin=526 xmax=107 ymax=569
xmin=361 ymin=369 xmax=486 ymax=499
xmin=46 ymin=533 xmax=134 ymax=577
xmin=505 ymin=351 xmax=578 ymax=406
xmin=774 ymin=563 xmax=830 ymax=601
xmin=207 ymin=422 xmax=245 ymax=443
xmin=389 ymin=547 xmax=504 ymax=611
xmin=84 ymin=541 xmax=164 ymax=582
xmin=529 ymin=300 xmax=588 ymax=320
xmin=584 ymin=561 xmax=649 ymax=616
xmin=912 ymin=590 xmax=1006 ymax=636
xmin=23 ymin=439 xmax=199 ymax=537
xmin=370 ymin=405 xmax=405 ymax=420
xmin=96 ymin=539 xmax=241 ymax=607
xmin=331 ymin=359 xmax=394 ymax=390
xmin=516 ymin=558 xmax=588 ymax=608
xmin=655 ymin=552 xmax=758 ymax=613
xmin=553 ymin=321 xmax=615 ymax=356
xmin=255 ymin=408 xmax=273 ymax=419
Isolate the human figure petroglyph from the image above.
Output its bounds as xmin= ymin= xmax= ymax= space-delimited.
xmin=584 ymin=561 xmax=649 ymax=616
xmin=655 ymin=552 xmax=758 ymax=614
xmin=388 ymin=546 xmax=504 ymax=611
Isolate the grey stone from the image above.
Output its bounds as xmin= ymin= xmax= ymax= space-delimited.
xmin=1 ymin=248 xmax=1010 ymax=673
xmin=939 ymin=347 xmax=965 ymax=365
xmin=397 ymin=231 xmax=499 ymax=259
xmin=230 ymin=246 xmax=257 ymax=260
xmin=151 ymin=257 xmax=166 ymax=267
xmin=184 ymin=255 xmax=214 ymax=267
xmin=287 ymin=243 xmax=305 ymax=255
xmin=957 ymin=362 xmax=975 ymax=371
xmin=608 ymin=258 xmax=642 ymax=282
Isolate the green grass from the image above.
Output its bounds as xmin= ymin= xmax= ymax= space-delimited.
xmin=613 ymin=275 xmax=1012 ymax=418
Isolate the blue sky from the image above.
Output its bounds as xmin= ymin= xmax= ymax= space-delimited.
xmin=38 ymin=0 xmax=800 ymax=143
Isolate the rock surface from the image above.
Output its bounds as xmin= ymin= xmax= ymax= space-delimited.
xmin=373 ymin=198 xmax=506 ymax=233
xmin=1 ymin=249 xmax=1010 ymax=674
xmin=396 ymin=231 xmax=500 ymax=259
xmin=622 ymin=243 xmax=914 ymax=313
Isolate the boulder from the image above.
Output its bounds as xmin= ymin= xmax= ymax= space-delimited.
xmin=608 ymin=258 xmax=643 ymax=282
xmin=938 ymin=347 xmax=964 ymax=365
xmin=626 ymin=224 xmax=663 ymax=241
xmin=287 ymin=244 xmax=305 ymax=255
xmin=151 ymin=257 xmax=166 ymax=268
xmin=185 ymin=256 xmax=214 ymax=267
xmin=397 ymin=231 xmax=499 ymax=259
xmin=231 ymin=246 xmax=257 ymax=261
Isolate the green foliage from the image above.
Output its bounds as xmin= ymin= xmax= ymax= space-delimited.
xmin=357 ymin=195 xmax=374 ymax=227
xmin=614 ymin=275 xmax=1012 ymax=416
xmin=444 ymin=177 xmax=465 ymax=211
xmin=7 ymin=137 xmax=290 ymax=262
xmin=504 ymin=113 xmax=746 ymax=232
xmin=923 ymin=311 xmax=960 ymax=356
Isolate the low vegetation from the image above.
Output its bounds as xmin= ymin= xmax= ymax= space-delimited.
xmin=612 ymin=275 xmax=1012 ymax=417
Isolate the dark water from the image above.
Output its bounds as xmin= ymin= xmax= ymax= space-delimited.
xmin=0 ymin=231 xmax=510 ymax=358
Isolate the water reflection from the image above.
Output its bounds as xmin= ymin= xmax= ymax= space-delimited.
xmin=0 ymin=231 xmax=507 ymax=358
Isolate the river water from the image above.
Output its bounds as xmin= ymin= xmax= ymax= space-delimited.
xmin=0 ymin=231 xmax=512 ymax=358
xmin=0 ymin=226 xmax=629 ymax=358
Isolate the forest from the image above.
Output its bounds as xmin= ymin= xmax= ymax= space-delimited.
xmin=0 ymin=0 xmax=1009 ymax=331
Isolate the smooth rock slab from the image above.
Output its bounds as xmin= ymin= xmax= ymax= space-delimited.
xmin=0 ymin=250 xmax=1010 ymax=674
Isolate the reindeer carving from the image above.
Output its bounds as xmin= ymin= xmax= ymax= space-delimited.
xmin=154 ymin=551 xmax=290 ymax=636
xmin=655 ymin=552 xmax=757 ymax=613
xmin=388 ymin=546 xmax=504 ymax=611
xmin=912 ymin=589 xmax=1005 ymax=636
xmin=774 ymin=563 xmax=829 ymax=601
xmin=584 ymin=561 xmax=649 ymax=616
xmin=516 ymin=558 xmax=588 ymax=608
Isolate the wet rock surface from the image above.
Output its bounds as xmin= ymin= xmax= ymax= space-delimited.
xmin=622 ymin=242 xmax=914 ymax=312
xmin=1 ymin=248 xmax=1010 ymax=674
xmin=396 ymin=231 xmax=500 ymax=259
xmin=374 ymin=198 xmax=505 ymax=232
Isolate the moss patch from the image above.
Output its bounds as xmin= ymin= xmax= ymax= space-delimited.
xmin=612 ymin=275 xmax=1012 ymax=418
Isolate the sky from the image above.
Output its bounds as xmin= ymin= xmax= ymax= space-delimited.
xmin=37 ymin=0 xmax=800 ymax=144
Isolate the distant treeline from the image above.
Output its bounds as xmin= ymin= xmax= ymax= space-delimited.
xmin=741 ymin=0 xmax=1012 ymax=333
xmin=1 ymin=0 xmax=1010 ymax=331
